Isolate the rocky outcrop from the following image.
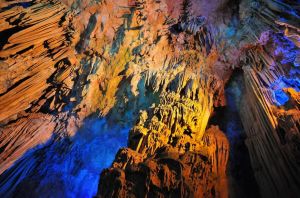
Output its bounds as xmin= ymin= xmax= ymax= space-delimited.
xmin=97 ymin=93 xmax=229 ymax=197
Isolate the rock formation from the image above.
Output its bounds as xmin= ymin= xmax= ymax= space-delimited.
xmin=0 ymin=0 xmax=299 ymax=197
xmin=98 ymin=125 xmax=229 ymax=198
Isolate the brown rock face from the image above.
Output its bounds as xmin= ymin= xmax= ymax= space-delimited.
xmin=0 ymin=0 xmax=78 ymax=176
xmin=0 ymin=1 xmax=77 ymax=123
xmin=97 ymin=89 xmax=230 ymax=197
xmin=98 ymin=124 xmax=229 ymax=198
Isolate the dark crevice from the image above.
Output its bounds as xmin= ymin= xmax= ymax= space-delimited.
xmin=75 ymin=14 xmax=98 ymax=53
xmin=277 ymin=126 xmax=287 ymax=145
xmin=209 ymin=69 xmax=260 ymax=198
xmin=16 ymin=45 xmax=34 ymax=55
xmin=0 ymin=1 xmax=34 ymax=12
xmin=0 ymin=142 xmax=9 ymax=155
xmin=0 ymin=26 xmax=29 ymax=51
xmin=0 ymin=76 xmax=32 ymax=97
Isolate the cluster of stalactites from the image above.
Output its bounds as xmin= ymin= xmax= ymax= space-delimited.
xmin=128 ymin=91 xmax=213 ymax=157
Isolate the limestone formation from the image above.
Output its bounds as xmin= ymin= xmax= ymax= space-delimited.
xmin=0 ymin=0 xmax=299 ymax=197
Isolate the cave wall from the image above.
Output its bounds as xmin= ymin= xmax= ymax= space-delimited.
xmin=0 ymin=0 xmax=299 ymax=197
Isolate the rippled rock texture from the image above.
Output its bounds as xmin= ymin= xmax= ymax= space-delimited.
xmin=0 ymin=0 xmax=299 ymax=197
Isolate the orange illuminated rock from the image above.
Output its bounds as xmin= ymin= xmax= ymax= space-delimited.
xmin=0 ymin=0 xmax=300 ymax=197
xmin=98 ymin=126 xmax=229 ymax=198
xmin=97 ymin=91 xmax=229 ymax=197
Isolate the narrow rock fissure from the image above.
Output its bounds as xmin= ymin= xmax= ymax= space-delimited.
xmin=209 ymin=69 xmax=260 ymax=198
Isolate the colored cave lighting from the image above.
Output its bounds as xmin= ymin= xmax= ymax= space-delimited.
xmin=274 ymin=89 xmax=290 ymax=106
xmin=0 ymin=119 xmax=129 ymax=198
xmin=0 ymin=0 xmax=300 ymax=198
xmin=271 ymin=77 xmax=300 ymax=106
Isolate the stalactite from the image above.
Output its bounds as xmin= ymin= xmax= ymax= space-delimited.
xmin=0 ymin=0 xmax=299 ymax=197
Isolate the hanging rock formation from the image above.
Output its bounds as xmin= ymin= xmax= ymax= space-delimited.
xmin=0 ymin=0 xmax=299 ymax=197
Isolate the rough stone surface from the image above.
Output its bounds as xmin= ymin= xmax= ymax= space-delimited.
xmin=0 ymin=0 xmax=299 ymax=197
